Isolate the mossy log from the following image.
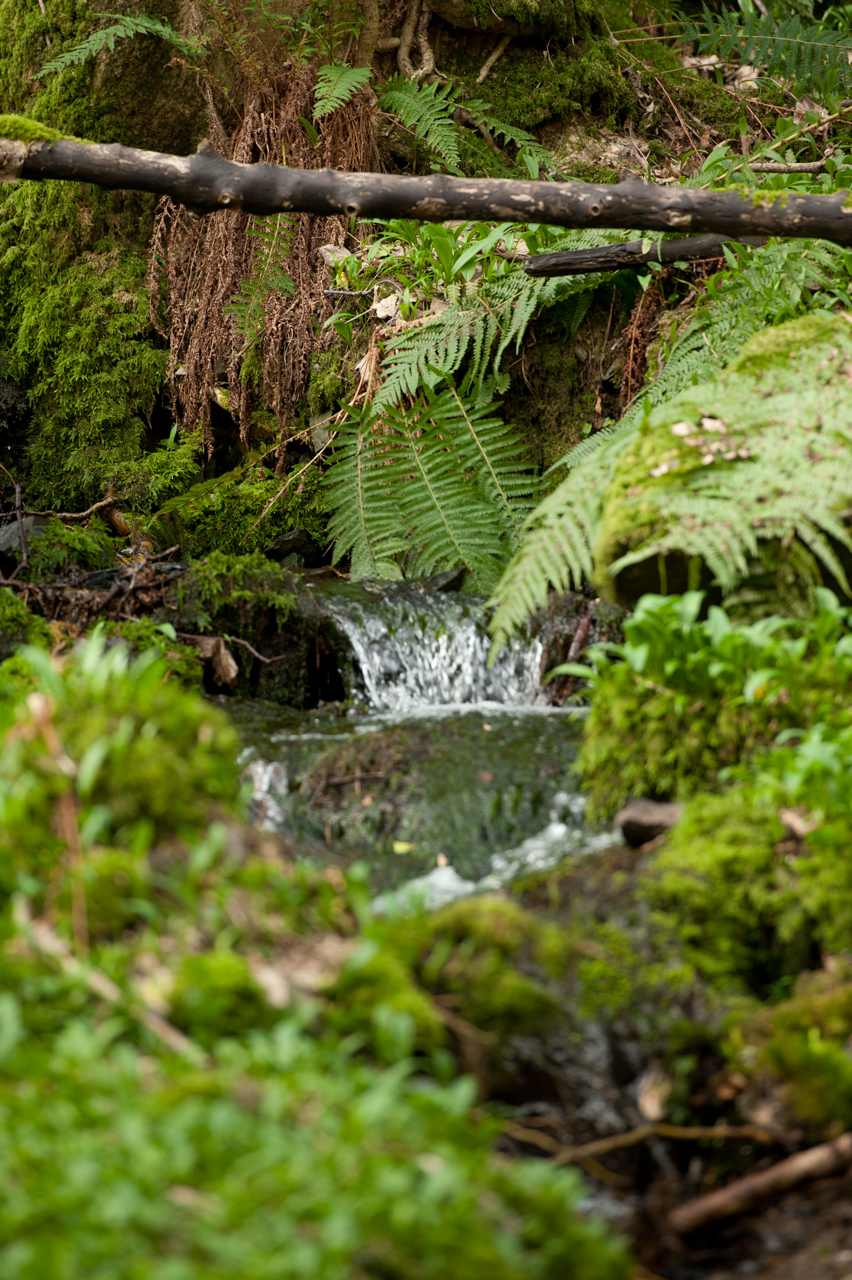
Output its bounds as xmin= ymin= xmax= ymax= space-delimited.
xmin=4 ymin=131 xmax=852 ymax=241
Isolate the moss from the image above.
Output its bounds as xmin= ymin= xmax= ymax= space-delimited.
xmin=643 ymin=791 xmax=813 ymax=995
xmin=733 ymin=966 xmax=852 ymax=1133
xmin=0 ymin=113 xmax=68 ymax=143
xmin=0 ymin=651 xmax=39 ymax=705
xmin=441 ymin=36 xmax=636 ymax=132
xmin=23 ymin=517 xmax=117 ymax=581
xmin=327 ymin=946 xmax=447 ymax=1051
xmin=0 ymin=0 xmax=206 ymax=507
xmin=0 ymin=586 xmax=52 ymax=658
xmin=62 ymin=848 xmax=153 ymax=937
xmin=101 ymin=618 xmax=203 ymax=687
xmin=175 ymin=551 xmax=296 ymax=633
xmin=0 ymin=633 xmax=241 ymax=882
xmin=145 ymin=460 xmax=329 ymax=558
xmin=170 ymin=951 xmax=280 ymax=1047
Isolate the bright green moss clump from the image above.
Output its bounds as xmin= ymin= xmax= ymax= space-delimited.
xmin=0 ymin=113 xmax=68 ymax=143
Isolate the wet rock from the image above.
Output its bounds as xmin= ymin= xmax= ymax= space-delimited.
xmin=615 ymin=799 xmax=684 ymax=848
xmin=263 ymin=528 xmax=323 ymax=568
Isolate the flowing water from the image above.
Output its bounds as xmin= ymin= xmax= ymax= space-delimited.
xmin=235 ymin=580 xmax=606 ymax=898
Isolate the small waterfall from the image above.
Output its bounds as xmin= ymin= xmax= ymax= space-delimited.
xmin=320 ymin=583 xmax=543 ymax=712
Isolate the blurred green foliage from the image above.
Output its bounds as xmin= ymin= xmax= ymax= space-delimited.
xmin=0 ymin=633 xmax=632 ymax=1276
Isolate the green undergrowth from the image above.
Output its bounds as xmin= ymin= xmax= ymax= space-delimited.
xmin=173 ymin=551 xmax=297 ymax=635
xmin=594 ymin=312 xmax=852 ymax=612
xmin=143 ymin=458 xmax=327 ymax=559
xmin=0 ymin=630 xmax=633 ymax=1276
xmin=567 ymin=588 xmax=852 ymax=824
xmin=0 ymin=587 xmax=51 ymax=660
xmin=20 ymin=517 xmax=118 ymax=581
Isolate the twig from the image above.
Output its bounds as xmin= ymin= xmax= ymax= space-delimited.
xmin=749 ymin=159 xmax=837 ymax=173
xmin=24 ymin=495 xmax=122 ymax=522
xmin=477 ymin=34 xmax=511 ymax=84
xmin=222 ymin=635 xmax=290 ymax=666
xmin=14 ymin=483 xmax=28 ymax=570
xmin=13 ymin=897 xmax=208 ymax=1064
xmin=655 ymin=74 xmax=701 ymax=153
xmin=552 ymin=1121 xmax=776 ymax=1166
xmin=669 ymin=1131 xmax=852 ymax=1234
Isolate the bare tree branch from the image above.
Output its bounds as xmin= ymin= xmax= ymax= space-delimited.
xmin=4 ymin=134 xmax=852 ymax=242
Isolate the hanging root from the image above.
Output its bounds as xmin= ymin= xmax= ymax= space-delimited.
xmin=397 ymin=0 xmax=421 ymax=78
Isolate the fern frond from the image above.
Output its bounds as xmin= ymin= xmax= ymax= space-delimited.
xmin=460 ymin=97 xmax=551 ymax=166
xmin=35 ymin=13 xmax=205 ymax=78
xmin=378 ymin=75 xmax=462 ymax=169
xmin=373 ymin=240 xmax=611 ymax=411
xmin=686 ymin=4 xmax=852 ymax=94
xmin=313 ymin=64 xmax=372 ymax=120
xmin=225 ymin=215 xmax=295 ymax=352
xmin=489 ymin=239 xmax=852 ymax=644
xmin=325 ymin=384 xmax=536 ymax=588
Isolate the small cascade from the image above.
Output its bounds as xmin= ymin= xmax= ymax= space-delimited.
xmin=319 ymin=583 xmax=543 ymax=712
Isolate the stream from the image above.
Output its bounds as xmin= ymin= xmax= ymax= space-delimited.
xmin=234 ymin=580 xmax=611 ymax=903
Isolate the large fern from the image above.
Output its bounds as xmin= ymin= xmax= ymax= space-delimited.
xmin=35 ymin=13 xmax=206 ymax=77
xmin=225 ymin=215 xmax=295 ymax=353
xmin=376 ymin=75 xmax=548 ymax=175
xmin=325 ymin=381 xmax=537 ymax=587
xmin=686 ymin=4 xmax=852 ymax=95
xmin=373 ymin=230 xmax=622 ymax=411
xmin=488 ymin=239 xmax=852 ymax=649
xmin=313 ymin=64 xmax=372 ymax=120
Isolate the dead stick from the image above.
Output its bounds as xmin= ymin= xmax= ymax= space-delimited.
xmin=23 ymin=495 xmax=122 ymax=522
xmin=5 ymin=130 xmax=852 ymax=243
xmin=14 ymin=483 xmax=28 ymax=570
xmin=525 ymin=233 xmax=767 ymax=278
xmin=477 ymin=34 xmax=511 ymax=84
xmin=669 ymin=1132 xmax=852 ymax=1234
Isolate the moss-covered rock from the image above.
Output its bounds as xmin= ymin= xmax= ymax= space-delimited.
xmin=0 ymin=0 xmax=206 ymax=507
xmin=171 ymin=553 xmax=354 ymax=706
xmin=594 ymin=313 xmax=852 ymax=611
xmin=23 ymin=517 xmax=118 ymax=580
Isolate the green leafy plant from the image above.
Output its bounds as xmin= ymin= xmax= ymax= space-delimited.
xmin=325 ymin=380 xmax=537 ymax=586
xmin=35 ymin=12 xmax=207 ymax=78
xmin=563 ymin=587 xmax=852 ymax=822
xmin=313 ymin=63 xmax=372 ymax=119
xmin=377 ymin=75 xmax=549 ymax=175
xmin=686 ymin=4 xmax=852 ymax=97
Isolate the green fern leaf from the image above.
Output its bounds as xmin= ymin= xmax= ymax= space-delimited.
xmin=313 ymin=64 xmax=372 ymax=121
xmin=378 ymin=75 xmax=462 ymax=169
xmin=35 ymin=13 xmax=205 ymax=78
xmin=686 ymin=3 xmax=852 ymax=95
xmin=325 ymin=383 xmax=536 ymax=588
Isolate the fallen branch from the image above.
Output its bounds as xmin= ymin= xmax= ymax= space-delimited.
xmin=669 ymin=1131 xmax=852 ymax=1234
xmin=524 ymin=233 xmax=768 ymax=277
xmin=4 ymin=130 xmax=852 ymax=242
xmin=23 ymin=495 xmax=122 ymax=522
xmin=477 ymin=34 xmax=511 ymax=84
